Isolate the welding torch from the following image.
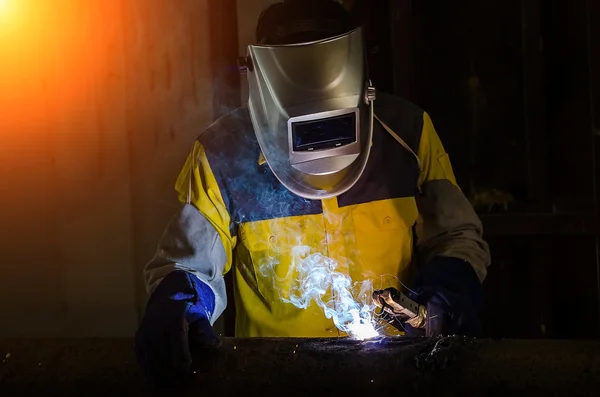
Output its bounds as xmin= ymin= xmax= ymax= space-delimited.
xmin=372 ymin=288 xmax=427 ymax=330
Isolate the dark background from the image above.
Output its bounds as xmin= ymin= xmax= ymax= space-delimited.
xmin=212 ymin=0 xmax=600 ymax=339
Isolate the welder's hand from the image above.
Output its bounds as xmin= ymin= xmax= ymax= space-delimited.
xmin=134 ymin=271 xmax=220 ymax=389
xmin=405 ymin=256 xmax=484 ymax=337
xmin=373 ymin=287 xmax=426 ymax=329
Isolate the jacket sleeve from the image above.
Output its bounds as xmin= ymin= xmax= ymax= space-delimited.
xmin=414 ymin=112 xmax=490 ymax=282
xmin=143 ymin=140 xmax=236 ymax=324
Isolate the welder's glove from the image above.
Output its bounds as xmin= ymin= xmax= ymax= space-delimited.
xmin=405 ymin=256 xmax=483 ymax=337
xmin=134 ymin=270 xmax=220 ymax=388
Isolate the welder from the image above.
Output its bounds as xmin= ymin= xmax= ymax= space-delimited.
xmin=134 ymin=0 xmax=490 ymax=387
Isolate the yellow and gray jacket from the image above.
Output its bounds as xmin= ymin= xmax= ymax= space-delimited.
xmin=144 ymin=92 xmax=490 ymax=337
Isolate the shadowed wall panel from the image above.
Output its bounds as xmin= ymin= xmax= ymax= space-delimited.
xmin=122 ymin=0 xmax=215 ymax=324
xmin=0 ymin=0 xmax=137 ymax=337
xmin=0 ymin=0 xmax=216 ymax=337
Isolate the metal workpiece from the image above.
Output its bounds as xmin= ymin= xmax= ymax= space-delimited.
xmin=1 ymin=336 xmax=600 ymax=396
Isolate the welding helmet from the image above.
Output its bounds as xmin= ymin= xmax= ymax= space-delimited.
xmin=238 ymin=6 xmax=376 ymax=200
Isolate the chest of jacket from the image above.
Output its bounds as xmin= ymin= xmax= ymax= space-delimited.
xmin=199 ymin=101 xmax=423 ymax=331
xmin=224 ymin=124 xmax=421 ymax=320
xmin=235 ymin=194 xmax=418 ymax=312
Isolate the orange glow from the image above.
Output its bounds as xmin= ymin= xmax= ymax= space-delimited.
xmin=0 ymin=0 xmax=18 ymax=26
xmin=0 ymin=1 xmax=121 ymax=135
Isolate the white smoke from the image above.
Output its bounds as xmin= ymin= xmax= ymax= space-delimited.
xmin=269 ymin=246 xmax=379 ymax=340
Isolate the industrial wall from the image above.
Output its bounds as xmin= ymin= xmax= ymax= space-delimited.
xmin=0 ymin=0 xmax=215 ymax=337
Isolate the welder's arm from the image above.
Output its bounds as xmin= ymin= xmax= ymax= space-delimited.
xmin=144 ymin=140 xmax=235 ymax=324
xmin=415 ymin=113 xmax=490 ymax=280
xmin=409 ymin=113 xmax=491 ymax=336
xmin=136 ymin=141 xmax=235 ymax=388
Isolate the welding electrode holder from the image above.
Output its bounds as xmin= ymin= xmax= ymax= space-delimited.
xmin=372 ymin=288 xmax=428 ymax=330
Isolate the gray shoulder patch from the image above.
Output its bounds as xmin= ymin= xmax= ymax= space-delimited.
xmin=415 ymin=179 xmax=491 ymax=282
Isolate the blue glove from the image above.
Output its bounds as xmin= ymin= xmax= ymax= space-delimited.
xmin=134 ymin=270 xmax=220 ymax=388
xmin=405 ymin=256 xmax=483 ymax=337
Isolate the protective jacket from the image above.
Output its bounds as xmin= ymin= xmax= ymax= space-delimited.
xmin=144 ymin=92 xmax=490 ymax=337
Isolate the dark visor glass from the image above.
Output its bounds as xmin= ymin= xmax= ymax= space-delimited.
xmin=291 ymin=113 xmax=356 ymax=152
